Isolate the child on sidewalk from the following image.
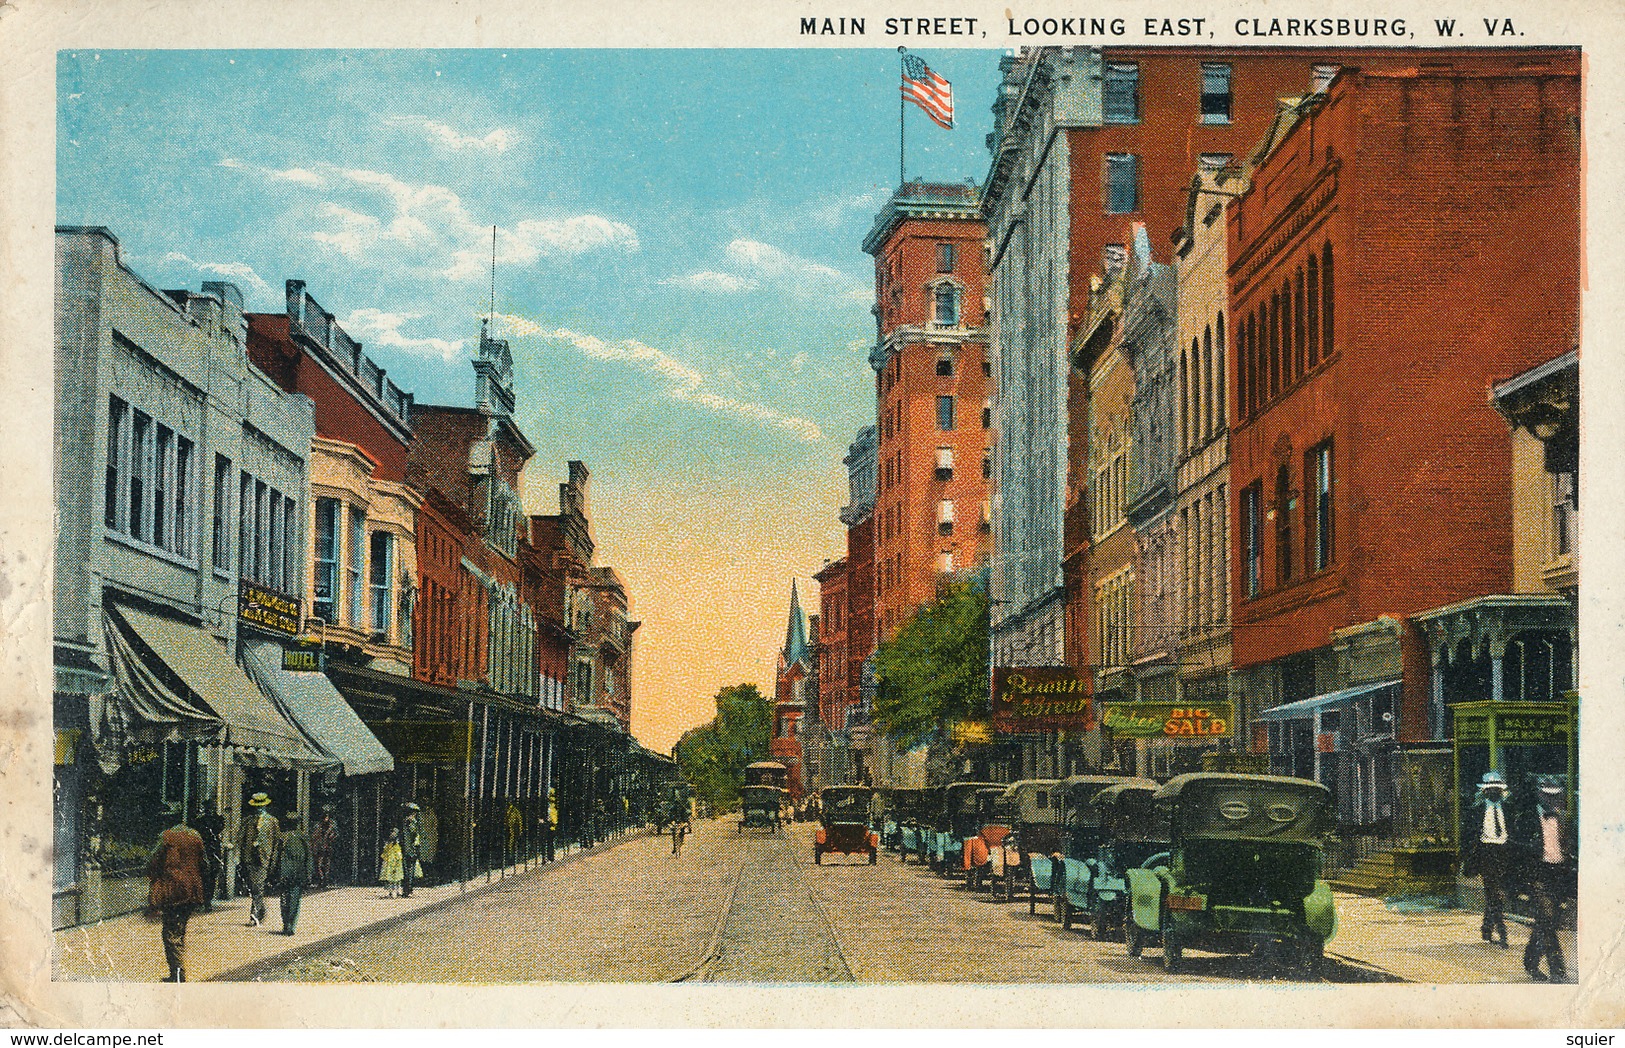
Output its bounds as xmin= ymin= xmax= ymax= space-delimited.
xmin=379 ymin=828 xmax=404 ymax=898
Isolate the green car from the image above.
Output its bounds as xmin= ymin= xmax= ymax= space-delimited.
xmin=1124 ymin=773 xmax=1338 ymax=975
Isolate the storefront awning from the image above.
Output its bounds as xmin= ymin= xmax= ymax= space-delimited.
xmin=241 ymin=641 xmax=395 ymax=777
xmin=1258 ymin=679 xmax=1399 ymax=722
xmin=105 ymin=605 xmax=332 ymax=769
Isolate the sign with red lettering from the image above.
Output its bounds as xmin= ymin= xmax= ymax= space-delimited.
xmin=991 ymin=667 xmax=1093 ymax=732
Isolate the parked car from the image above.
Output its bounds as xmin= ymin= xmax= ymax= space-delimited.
xmin=961 ymin=786 xmax=1013 ymax=891
xmin=894 ymin=787 xmax=939 ymax=863
xmin=1123 ymin=773 xmax=1337 ymax=974
xmin=927 ymin=781 xmax=1000 ymax=875
xmin=968 ymin=779 xmax=1062 ymax=911
xmin=814 ymin=786 xmax=879 ymax=864
xmin=1072 ymin=781 xmax=1163 ymax=939
xmin=1050 ymin=775 xmax=1158 ymax=929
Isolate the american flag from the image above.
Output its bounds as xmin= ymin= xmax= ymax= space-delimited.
xmin=901 ymin=54 xmax=954 ymax=130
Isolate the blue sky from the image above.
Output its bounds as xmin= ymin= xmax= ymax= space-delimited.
xmin=58 ymin=48 xmax=1002 ymax=750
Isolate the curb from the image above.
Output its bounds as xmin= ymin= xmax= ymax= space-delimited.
xmin=208 ymin=828 xmax=654 ymax=982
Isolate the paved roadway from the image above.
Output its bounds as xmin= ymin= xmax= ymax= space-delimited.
xmin=242 ymin=816 xmax=1443 ymax=984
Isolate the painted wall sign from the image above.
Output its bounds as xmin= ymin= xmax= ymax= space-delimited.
xmin=991 ymin=667 xmax=1093 ymax=732
xmin=1100 ymin=701 xmax=1235 ymax=740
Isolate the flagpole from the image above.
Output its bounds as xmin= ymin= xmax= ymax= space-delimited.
xmin=898 ymin=47 xmax=907 ymax=188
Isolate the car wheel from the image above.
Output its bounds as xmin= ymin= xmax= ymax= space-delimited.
xmin=1028 ymin=882 xmax=1038 ymax=916
xmin=1002 ymin=872 xmax=1014 ymax=902
xmin=1060 ymin=895 xmax=1073 ymax=930
xmin=814 ymin=847 xmax=822 ymax=865
xmin=1303 ymin=938 xmax=1325 ymax=978
xmin=1161 ymin=916 xmax=1182 ymax=974
xmin=869 ymin=849 xmax=877 ymax=865
xmin=1093 ymin=902 xmax=1112 ymax=941
xmin=1126 ymin=919 xmax=1145 ymax=957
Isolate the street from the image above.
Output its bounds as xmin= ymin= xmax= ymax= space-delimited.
xmin=194 ymin=818 xmax=1566 ymax=984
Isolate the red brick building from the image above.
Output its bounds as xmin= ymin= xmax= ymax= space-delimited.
xmin=862 ymin=182 xmax=991 ymax=643
xmin=1228 ymin=53 xmax=1581 ymax=811
xmin=814 ymin=557 xmax=848 ymax=728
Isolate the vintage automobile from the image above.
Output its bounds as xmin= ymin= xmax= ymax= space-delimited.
xmin=927 ymin=781 xmax=1001 ymax=875
xmin=743 ymin=760 xmax=790 ymax=789
xmin=893 ymin=787 xmax=938 ymax=862
xmin=969 ymin=779 xmax=1061 ymax=907
xmin=960 ymin=786 xmax=1012 ymax=891
xmin=814 ymin=786 xmax=880 ymax=864
xmin=1123 ymin=773 xmax=1337 ymax=974
xmin=1050 ymin=775 xmax=1158 ymax=928
xmin=1071 ymin=781 xmax=1163 ymax=939
xmin=738 ymin=784 xmax=787 ymax=833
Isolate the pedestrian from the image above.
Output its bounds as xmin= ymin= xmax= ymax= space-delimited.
xmin=506 ymin=800 xmax=523 ymax=860
xmin=277 ymin=812 xmax=315 ymax=935
xmin=1520 ymin=777 xmax=1576 ymax=982
xmin=236 ymin=792 xmax=281 ymax=927
xmin=145 ymin=811 xmax=208 ymax=982
xmin=379 ymin=828 xmax=404 ymax=898
xmin=544 ymin=792 xmax=558 ymax=863
xmin=670 ymin=816 xmax=690 ymax=857
xmin=311 ymin=806 xmax=338 ymax=889
xmin=1462 ymin=770 xmax=1513 ymax=948
xmin=194 ymin=804 xmax=225 ymax=914
xmin=400 ymin=802 xmax=423 ymax=897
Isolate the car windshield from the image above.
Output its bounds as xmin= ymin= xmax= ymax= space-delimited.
xmin=1171 ymin=780 xmax=1332 ymax=841
xmin=822 ymin=789 xmax=871 ymax=817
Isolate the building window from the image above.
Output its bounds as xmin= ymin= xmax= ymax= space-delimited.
xmin=151 ymin=425 xmax=170 ymax=551
xmin=1553 ymin=471 xmax=1576 ymax=557
xmin=212 ymin=455 xmax=231 ymax=571
xmin=1199 ymin=151 xmax=1233 ymax=170
xmin=1104 ymin=62 xmax=1140 ymax=123
xmin=370 ymin=531 xmax=394 ymax=635
xmin=936 ymin=355 xmax=954 ymax=377
xmin=937 ymin=499 xmax=955 ymax=536
xmin=314 ymin=498 xmax=339 ymax=622
xmin=104 ymin=397 xmax=125 ymax=531
xmin=1275 ymin=466 xmax=1294 ymax=584
xmin=982 ymin=449 xmax=992 ymax=479
xmin=1105 ymin=154 xmax=1139 ymax=214
xmin=1306 ymin=255 xmax=1321 ymax=367
xmin=981 ymin=399 xmax=992 ymax=429
xmin=348 ymin=506 xmax=366 ymax=626
xmin=982 ymin=357 xmax=992 ymax=378
xmin=1321 ymin=242 xmax=1335 ymax=357
xmin=933 ymin=285 xmax=960 ymax=326
xmin=1243 ymin=482 xmax=1262 ymax=598
xmin=1215 ymin=312 xmax=1226 ymax=429
xmin=936 ymin=550 xmax=955 ymax=574
xmin=935 ymin=446 xmax=954 ymax=481
xmin=936 ymin=243 xmax=956 ymax=273
xmin=937 ymin=395 xmax=956 ymax=431
xmin=130 ymin=410 xmax=151 ymax=542
xmin=1201 ymin=63 xmax=1233 ymax=123
xmin=1309 ymin=442 xmax=1334 ymax=571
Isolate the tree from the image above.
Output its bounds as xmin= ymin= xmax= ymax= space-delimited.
xmin=673 ymin=683 xmax=773 ymax=808
xmin=872 ymin=576 xmax=990 ymax=749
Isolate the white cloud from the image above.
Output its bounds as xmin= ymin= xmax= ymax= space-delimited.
xmin=390 ymin=116 xmax=519 ymax=153
xmin=341 ymin=308 xmax=468 ymax=364
xmin=218 ymin=157 xmax=326 ymax=187
xmin=160 ymin=252 xmax=275 ymax=301
xmin=789 ymin=351 xmax=808 ymax=373
xmin=495 ymin=316 xmax=823 ymax=443
xmin=658 ymin=271 xmax=759 ymax=294
xmin=724 ymin=239 xmax=845 ymax=283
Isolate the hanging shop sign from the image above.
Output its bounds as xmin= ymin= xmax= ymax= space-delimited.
xmin=239 ymin=580 xmax=300 ymax=636
xmin=282 ymin=638 xmax=323 ymax=672
xmin=1100 ymin=701 xmax=1234 ymax=740
xmin=991 ymin=668 xmax=1093 ymax=732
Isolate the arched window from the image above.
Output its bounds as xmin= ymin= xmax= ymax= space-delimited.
xmin=1322 ymin=242 xmax=1335 ymax=357
xmin=1180 ymin=344 xmax=1192 ymax=451
xmin=933 ymin=284 xmax=960 ymax=326
xmin=1216 ymin=312 xmax=1227 ymax=428
xmin=1275 ymin=464 xmax=1294 ymax=584
xmin=1280 ymin=280 xmax=1294 ymax=385
xmin=1306 ymin=254 xmax=1320 ymax=366
xmin=1202 ymin=325 xmax=1214 ymax=440
xmin=1268 ymin=293 xmax=1281 ymax=399
xmin=1293 ymin=268 xmax=1307 ymax=379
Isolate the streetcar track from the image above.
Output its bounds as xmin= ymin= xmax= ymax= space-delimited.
xmin=666 ymin=850 xmax=746 ymax=982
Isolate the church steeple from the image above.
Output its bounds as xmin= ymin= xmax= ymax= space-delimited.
xmin=782 ymin=580 xmax=810 ymax=667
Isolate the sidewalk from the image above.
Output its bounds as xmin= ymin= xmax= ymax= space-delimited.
xmin=1329 ymin=891 xmax=1579 ymax=984
xmin=54 ymin=831 xmax=649 ymax=983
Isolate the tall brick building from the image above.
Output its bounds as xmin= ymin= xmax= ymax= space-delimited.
xmin=986 ymin=47 xmax=1360 ymax=674
xmin=1230 ymin=53 xmax=1581 ymax=829
xmin=861 ymin=182 xmax=991 ymax=643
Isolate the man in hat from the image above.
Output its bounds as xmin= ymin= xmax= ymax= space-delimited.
xmin=277 ymin=812 xmax=315 ymax=935
xmin=146 ymin=811 xmax=208 ymax=982
xmin=194 ymin=804 xmax=225 ymax=913
xmin=1520 ymin=777 xmax=1576 ymax=982
xmin=1462 ymin=770 xmax=1513 ymax=947
xmin=237 ymin=792 xmax=281 ymax=927
xmin=400 ymin=802 xmax=422 ymax=898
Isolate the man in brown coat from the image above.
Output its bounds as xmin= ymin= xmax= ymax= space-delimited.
xmin=146 ymin=816 xmax=208 ymax=982
xmin=237 ymin=792 xmax=281 ymax=926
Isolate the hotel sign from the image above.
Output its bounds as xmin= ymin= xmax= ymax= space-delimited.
xmin=991 ymin=668 xmax=1093 ymax=732
xmin=1101 ymin=702 xmax=1235 ymax=740
xmin=239 ymin=579 xmax=300 ymax=636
